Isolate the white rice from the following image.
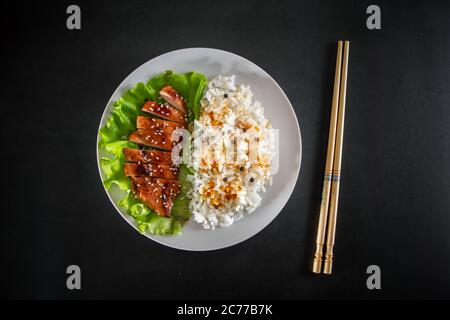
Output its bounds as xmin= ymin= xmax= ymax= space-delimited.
xmin=188 ymin=75 xmax=275 ymax=229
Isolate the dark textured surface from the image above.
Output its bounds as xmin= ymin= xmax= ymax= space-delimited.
xmin=1 ymin=0 xmax=449 ymax=299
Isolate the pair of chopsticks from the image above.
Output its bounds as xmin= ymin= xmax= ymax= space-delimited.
xmin=312 ymin=40 xmax=350 ymax=274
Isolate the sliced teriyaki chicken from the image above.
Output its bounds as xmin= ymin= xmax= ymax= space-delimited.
xmin=136 ymin=115 xmax=186 ymax=130
xmin=124 ymin=87 xmax=188 ymax=217
xmin=153 ymin=177 xmax=181 ymax=201
xmin=129 ymin=117 xmax=184 ymax=150
xmin=123 ymin=148 xmax=173 ymax=165
xmin=130 ymin=177 xmax=181 ymax=217
xmin=142 ymin=101 xmax=186 ymax=125
xmin=129 ymin=116 xmax=185 ymax=150
xmin=159 ymin=85 xmax=187 ymax=113
xmin=123 ymin=163 xmax=179 ymax=180
xmin=129 ymin=129 xmax=175 ymax=150
xmin=131 ymin=177 xmax=180 ymax=195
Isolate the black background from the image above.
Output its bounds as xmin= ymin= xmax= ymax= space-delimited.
xmin=1 ymin=0 xmax=449 ymax=299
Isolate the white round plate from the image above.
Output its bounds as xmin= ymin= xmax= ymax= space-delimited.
xmin=97 ymin=48 xmax=302 ymax=251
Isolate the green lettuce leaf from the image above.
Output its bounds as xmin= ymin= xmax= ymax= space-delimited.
xmin=171 ymin=164 xmax=194 ymax=221
xmin=101 ymin=141 xmax=138 ymax=191
xmin=118 ymin=192 xmax=183 ymax=236
xmin=99 ymin=71 xmax=205 ymax=236
xmin=185 ymin=72 xmax=208 ymax=119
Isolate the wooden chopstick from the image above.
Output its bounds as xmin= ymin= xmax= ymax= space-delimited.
xmin=323 ymin=40 xmax=350 ymax=274
xmin=312 ymin=41 xmax=344 ymax=274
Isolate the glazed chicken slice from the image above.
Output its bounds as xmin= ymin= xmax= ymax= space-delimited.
xmin=129 ymin=116 xmax=184 ymax=150
xmin=131 ymin=177 xmax=181 ymax=217
xmin=153 ymin=178 xmax=181 ymax=201
xmin=123 ymin=148 xmax=173 ymax=165
xmin=131 ymin=177 xmax=181 ymax=197
xmin=124 ymin=163 xmax=179 ymax=180
xmin=136 ymin=115 xmax=186 ymax=130
xmin=142 ymin=101 xmax=186 ymax=125
xmin=129 ymin=128 xmax=181 ymax=151
xmin=159 ymin=85 xmax=187 ymax=113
